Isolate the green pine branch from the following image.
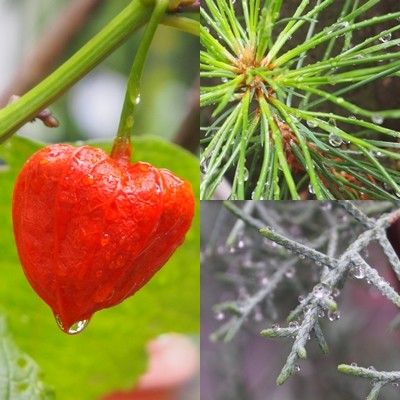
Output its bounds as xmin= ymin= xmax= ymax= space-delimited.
xmin=201 ymin=0 xmax=400 ymax=200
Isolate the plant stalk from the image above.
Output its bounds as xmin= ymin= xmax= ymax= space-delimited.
xmin=0 ymin=1 xmax=198 ymax=145
xmin=111 ymin=0 xmax=170 ymax=161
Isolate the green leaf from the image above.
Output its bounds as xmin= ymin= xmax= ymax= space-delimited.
xmin=0 ymin=135 xmax=199 ymax=399
xmin=0 ymin=316 xmax=54 ymax=399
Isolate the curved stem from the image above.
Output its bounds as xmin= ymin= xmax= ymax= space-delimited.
xmin=0 ymin=2 xmax=199 ymax=145
xmin=112 ymin=0 xmax=169 ymax=161
xmin=162 ymin=15 xmax=199 ymax=36
xmin=0 ymin=1 xmax=152 ymax=144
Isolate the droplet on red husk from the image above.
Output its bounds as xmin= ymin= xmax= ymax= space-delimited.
xmin=55 ymin=315 xmax=89 ymax=335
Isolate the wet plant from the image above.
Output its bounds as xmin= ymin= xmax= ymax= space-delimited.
xmin=203 ymin=201 xmax=400 ymax=400
xmin=200 ymin=0 xmax=400 ymax=200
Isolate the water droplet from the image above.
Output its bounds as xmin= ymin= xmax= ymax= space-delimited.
xmin=228 ymin=245 xmax=236 ymax=254
xmin=135 ymin=94 xmax=141 ymax=105
xmin=379 ymin=33 xmax=392 ymax=43
xmin=351 ymin=264 xmax=365 ymax=279
xmin=285 ymin=267 xmax=295 ymax=278
xmin=351 ymin=362 xmax=358 ymax=367
xmin=313 ymin=284 xmax=329 ymax=299
xmin=289 ymin=321 xmax=299 ymax=329
xmin=68 ymin=320 xmax=89 ymax=334
xmin=215 ymin=311 xmax=225 ymax=321
xmin=368 ymin=366 xmax=376 ymax=371
xmin=294 ymin=364 xmax=301 ymax=373
xmin=329 ymin=133 xmax=343 ymax=147
xmin=221 ymin=77 xmax=228 ymax=83
xmin=55 ymin=315 xmax=89 ymax=335
xmin=328 ymin=310 xmax=340 ymax=321
xmin=237 ymin=240 xmax=245 ymax=249
xmin=321 ymin=202 xmax=332 ymax=211
xmin=261 ymin=276 xmax=269 ymax=286
xmin=372 ymin=114 xmax=384 ymax=125
xmin=298 ymin=295 xmax=305 ymax=303
xmin=332 ymin=288 xmax=340 ymax=298
xmin=392 ymin=382 xmax=399 ymax=388
xmin=200 ymin=160 xmax=208 ymax=174
xmin=326 ymin=21 xmax=349 ymax=34
xmin=308 ymin=184 xmax=315 ymax=194
xmin=243 ymin=167 xmax=249 ymax=181
xmin=307 ymin=120 xmax=318 ymax=128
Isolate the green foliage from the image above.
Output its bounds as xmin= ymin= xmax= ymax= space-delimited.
xmin=0 ymin=135 xmax=199 ymax=399
xmin=0 ymin=316 xmax=54 ymax=399
xmin=201 ymin=0 xmax=400 ymax=200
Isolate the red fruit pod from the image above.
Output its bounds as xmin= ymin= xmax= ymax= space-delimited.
xmin=12 ymin=143 xmax=195 ymax=334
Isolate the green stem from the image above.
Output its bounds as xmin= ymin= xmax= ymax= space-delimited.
xmin=237 ymin=90 xmax=250 ymax=199
xmin=162 ymin=15 xmax=199 ymax=35
xmin=259 ymin=97 xmax=300 ymax=200
xmin=0 ymin=2 xmax=198 ymax=145
xmin=112 ymin=0 xmax=169 ymax=161
xmin=0 ymin=1 xmax=152 ymax=144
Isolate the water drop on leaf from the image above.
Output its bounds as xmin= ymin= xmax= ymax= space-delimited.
xmin=351 ymin=265 xmax=365 ymax=279
xmin=289 ymin=321 xmax=299 ymax=329
xmin=285 ymin=266 xmax=295 ymax=278
xmin=261 ymin=276 xmax=269 ymax=286
xmin=328 ymin=133 xmax=343 ymax=147
xmin=321 ymin=203 xmax=332 ymax=211
xmin=215 ymin=311 xmax=225 ymax=321
xmin=328 ymin=310 xmax=340 ymax=321
xmin=243 ymin=167 xmax=249 ymax=181
xmin=371 ymin=114 xmax=384 ymax=125
xmin=379 ymin=33 xmax=392 ymax=43
xmin=307 ymin=120 xmax=318 ymax=128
